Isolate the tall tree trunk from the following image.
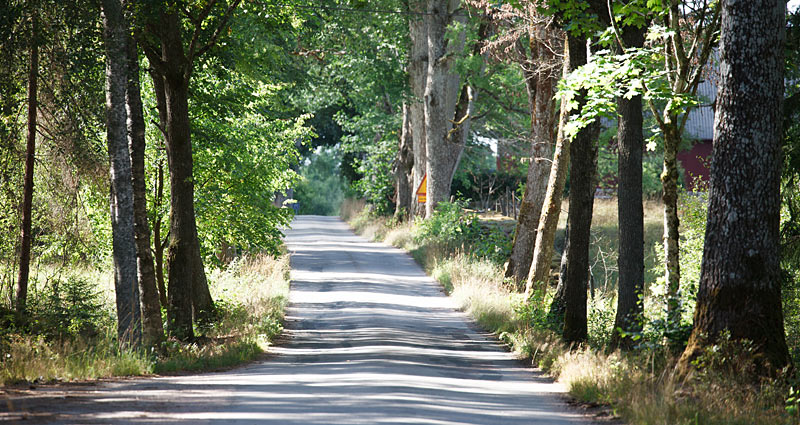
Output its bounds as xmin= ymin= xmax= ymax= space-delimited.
xmin=141 ymin=1 xmax=241 ymax=338
xmin=662 ymin=122 xmax=681 ymax=331
xmin=124 ymin=24 xmax=164 ymax=347
xmin=394 ymin=103 xmax=414 ymax=219
xmin=678 ymin=0 xmax=789 ymax=375
xmin=160 ymin=11 xmax=196 ymax=340
xmin=101 ymin=0 xmax=141 ymax=346
xmin=149 ymin=69 xmax=168 ymax=309
xmin=611 ymin=25 xmax=646 ymax=350
xmin=424 ymin=0 xmax=465 ymax=217
xmin=526 ymin=36 xmax=575 ymax=294
xmin=15 ymin=10 xmax=38 ymax=319
xmin=561 ymin=99 xmax=599 ymax=345
xmin=505 ymin=32 xmax=558 ymax=288
xmin=409 ymin=0 xmax=427 ymax=217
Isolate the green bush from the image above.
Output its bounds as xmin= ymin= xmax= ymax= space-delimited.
xmin=413 ymin=201 xmax=480 ymax=249
xmin=644 ymin=185 xmax=707 ymax=346
xmin=471 ymin=224 xmax=513 ymax=265
xmin=513 ymin=289 xmax=554 ymax=331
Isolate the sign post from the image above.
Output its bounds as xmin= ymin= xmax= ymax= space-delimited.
xmin=415 ymin=174 xmax=427 ymax=204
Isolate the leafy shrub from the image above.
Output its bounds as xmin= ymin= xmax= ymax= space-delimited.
xmin=513 ymin=289 xmax=554 ymax=331
xmin=645 ymin=184 xmax=707 ymax=346
xmin=587 ymin=295 xmax=616 ymax=348
xmin=471 ymin=224 xmax=513 ymax=265
xmin=413 ymin=201 xmax=480 ymax=249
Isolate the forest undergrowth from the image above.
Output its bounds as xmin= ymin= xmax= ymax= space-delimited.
xmin=341 ymin=197 xmax=800 ymax=425
xmin=0 ymin=253 xmax=289 ymax=385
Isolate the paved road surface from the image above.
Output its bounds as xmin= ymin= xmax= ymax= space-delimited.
xmin=1 ymin=215 xmax=593 ymax=424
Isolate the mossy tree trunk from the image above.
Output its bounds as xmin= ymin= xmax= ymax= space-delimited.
xmin=677 ymin=0 xmax=790 ymax=376
xmin=526 ymin=34 xmax=581 ymax=294
xmin=644 ymin=0 xmax=720 ymax=337
xmin=505 ymin=26 xmax=558 ymax=288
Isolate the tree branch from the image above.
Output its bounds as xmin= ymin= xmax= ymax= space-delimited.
xmin=186 ymin=0 xmax=219 ymax=63
xmin=188 ymin=0 xmax=242 ymax=68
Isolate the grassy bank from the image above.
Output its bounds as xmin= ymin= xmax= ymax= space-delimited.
xmin=341 ymin=198 xmax=797 ymax=425
xmin=0 ymin=253 xmax=290 ymax=384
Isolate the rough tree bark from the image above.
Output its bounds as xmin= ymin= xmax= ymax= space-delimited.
xmin=409 ymin=0 xmax=428 ymax=217
xmin=610 ymin=25 xmax=646 ymax=350
xmin=505 ymin=26 xmax=558 ymax=288
xmin=15 ymin=10 xmax=37 ymax=319
xmin=561 ymin=89 xmax=600 ymax=345
xmin=677 ymin=0 xmax=790 ymax=375
xmin=124 ymin=22 xmax=163 ymax=346
xmin=662 ymin=123 xmax=681 ymax=327
xmin=158 ymin=12 xmax=198 ymax=340
xmin=423 ymin=0 xmax=465 ymax=217
xmin=101 ymin=0 xmax=141 ymax=345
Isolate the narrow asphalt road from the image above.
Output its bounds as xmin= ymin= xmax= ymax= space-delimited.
xmin=1 ymin=215 xmax=594 ymax=424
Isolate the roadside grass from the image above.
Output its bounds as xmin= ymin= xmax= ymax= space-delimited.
xmin=0 ymin=252 xmax=290 ymax=385
xmin=343 ymin=198 xmax=798 ymax=425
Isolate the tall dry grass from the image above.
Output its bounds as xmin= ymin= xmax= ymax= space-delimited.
xmin=0 ymin=252 xmax=291 ymax=384
xmin=345 ymin=201 xmax=799 ymax=425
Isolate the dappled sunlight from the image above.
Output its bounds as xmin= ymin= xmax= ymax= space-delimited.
xmin=3 ymin=216 xmax=586 ymax=424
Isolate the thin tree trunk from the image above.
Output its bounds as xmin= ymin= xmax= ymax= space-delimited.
xmin=149 ymin=70 xmax=168 ymax=309
xmin=662 ymin=122 xmax=681 ymax=331
xmin=526 ymin=36 xmax=575 ymax=294
xmin=101 ymin=0 xmax=141 ymax=346
xmin=395 ymin=103 xmax=414 ymax=219
xmin=678 ymin=0 xmax=790 ymax=375
xmin=611 ymin=25 xmax=646 ymax=350
xmin=15 ymin=11 xmax=38 ymax=319
xmin=505 ymin=34 xmax=558 ymax=287
xmin=153 ymin=161 xmax=167 ymax=308
xmin=124 ymin=22 xmax=163 ymax=347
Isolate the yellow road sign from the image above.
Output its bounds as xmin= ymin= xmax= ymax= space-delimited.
xmin=416 ymin=174 xmax=427 ymax=203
